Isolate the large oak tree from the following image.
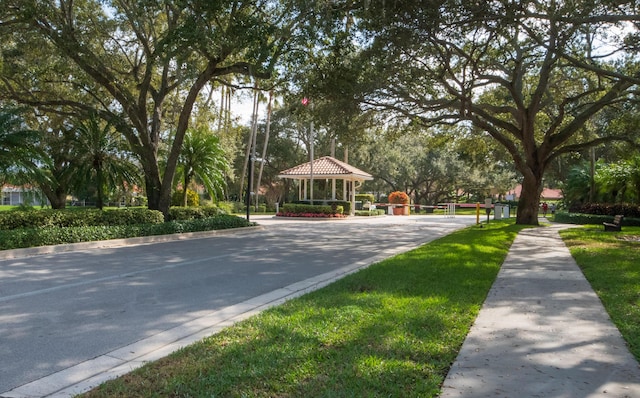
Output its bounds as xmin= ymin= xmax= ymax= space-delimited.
xmin=350 ymin=0 xmax=640 ymax=224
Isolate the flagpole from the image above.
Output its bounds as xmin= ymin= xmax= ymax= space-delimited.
xmin=246 ymin=87 xmax=259 ymax=221
xmin=310 ymin=114 xmax=314 ymax=205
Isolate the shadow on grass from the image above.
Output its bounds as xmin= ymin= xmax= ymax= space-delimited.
xmin=84 ymin=221 xmax=526 ymax=398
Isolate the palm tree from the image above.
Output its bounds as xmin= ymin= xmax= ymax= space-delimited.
xmin=177 ymin=127 xmax=229 ymax=207
xmin=0 ymin=108 xmax=40 ymax=184
xmin=70 ymin=115 xmax=141 ymax=209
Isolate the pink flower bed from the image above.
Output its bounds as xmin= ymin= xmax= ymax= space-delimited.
xmin=276 ymin=212 xmax=347 ymax=218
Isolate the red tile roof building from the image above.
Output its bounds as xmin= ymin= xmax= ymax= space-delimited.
xmin=506 ymin=185 xmax=563 ymax=200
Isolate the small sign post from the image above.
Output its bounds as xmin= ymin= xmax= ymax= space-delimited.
xmin=485 ymin=198 xmax=492 ymax=223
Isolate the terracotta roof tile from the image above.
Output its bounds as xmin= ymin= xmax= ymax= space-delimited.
xmin=278 ymin=156 xmax=373 ymax=180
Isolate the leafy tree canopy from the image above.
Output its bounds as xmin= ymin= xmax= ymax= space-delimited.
xmin=0 ymin=0 xmax=327 ymax=216
xmin=323 ymin=0 xmax=640 ymax=224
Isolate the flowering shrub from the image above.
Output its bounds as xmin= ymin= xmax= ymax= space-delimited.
xmin=388 ymin=191 xmax=409 ymax=204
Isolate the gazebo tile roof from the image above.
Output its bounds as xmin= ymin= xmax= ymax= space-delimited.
xmin=278 ymin=156 xmax=373 ymax=180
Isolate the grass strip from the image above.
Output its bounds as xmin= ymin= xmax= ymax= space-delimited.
xmin=560 ymin=226 xmax=640 ymax=360
xmin=83 ymin=220 xmax=526 ymax=398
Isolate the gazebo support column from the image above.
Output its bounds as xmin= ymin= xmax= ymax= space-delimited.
xmin=302 ymin=179 xmax=307 ymax=200
xmin=343 ymin=180 xmax=347 ymax=203
xmin=351 ymin=181 xmax=356 ymax=216
xmin=332 ymin=179 xmax=336 ymax=200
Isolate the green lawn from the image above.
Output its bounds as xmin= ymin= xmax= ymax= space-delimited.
xmin=560 ymin=226 xmax=640 ymax=360
xmin=82 ymin=220 xmax=526 ymax=398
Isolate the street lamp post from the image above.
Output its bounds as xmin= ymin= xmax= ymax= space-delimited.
xmin=246 ymin=89 xmax=259 ymax=222
xmin=302 ymin=97 xmax=314 ymax=204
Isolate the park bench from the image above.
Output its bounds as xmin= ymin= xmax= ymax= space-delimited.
xmin=603 ymin=215 xmax=624 ymax=232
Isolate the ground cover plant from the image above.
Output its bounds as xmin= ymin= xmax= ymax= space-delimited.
xmin=560 ymin=226 xmax=640 ymax=360
xmin=82 ymin=220 xmax=527 ymax=398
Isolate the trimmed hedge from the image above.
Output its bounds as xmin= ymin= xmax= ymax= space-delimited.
xmin=281 ymin=203 xmax=344 ymax=215
xmin=168 ymin=206 xmax=226 ymax=221
xmin=296 ymin=200 xmax=351 ymax=214
xmin=554 ymin=211 xmax=640 ymax=226
xmin=167 ymin=215 xmax=254 ymax=232
xmin=0 ymin=208 xmax=164 ymax=230
xmin=0 ymin=215 xmax=255 ymax=251
xmin=331 ymin=200 xmax=351 ymax=214
xmin=98 ymin=208 xmax=166 ymax=226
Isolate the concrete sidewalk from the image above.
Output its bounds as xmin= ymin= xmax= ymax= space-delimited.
xmin=440 ymin=223 xmax=640 ymax=398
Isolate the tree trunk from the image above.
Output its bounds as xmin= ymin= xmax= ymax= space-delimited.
xmin=182 ymin=172 xmax=190 ymax=207
xmin=38 ymin=183 xmax=67 ymax=209
xmin=95 ymin=164 xmax=104 ymax=210
xmin=135 ymin=146 xmax=171 ymax=218
xmin=49 ymin=188 xmax=67 ymax=209
xmin=144 ymin=171 xmax=163 ymax=213
xmin=157 ymin=184 xmax=173 ymax=219
xmin=516 ymin=172 xmax=543 ymax=225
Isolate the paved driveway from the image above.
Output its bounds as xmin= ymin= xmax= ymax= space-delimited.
xmin=0 ymin=214 xmax=476 ymax=396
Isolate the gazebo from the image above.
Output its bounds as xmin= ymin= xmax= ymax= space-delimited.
xmin=278 ymin=156 xmax=373 ymax=215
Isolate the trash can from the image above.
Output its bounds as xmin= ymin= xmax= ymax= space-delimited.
xmin=494 ymin=205 xmax=503 ymax=220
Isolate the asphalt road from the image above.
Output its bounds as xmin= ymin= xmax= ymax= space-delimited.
xmin=0 ymin=214 xmax=476 ymax=395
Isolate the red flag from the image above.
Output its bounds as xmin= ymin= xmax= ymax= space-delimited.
xmin=301 ymin=97 xmax=309 ymax=106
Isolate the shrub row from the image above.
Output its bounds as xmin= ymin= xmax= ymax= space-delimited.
xmin=568 ymin=203 xmax=640 ymax=218
xmin=295 ymin=200 xmax=351 ymax=214
xmin=554 ymin=211 xmax=640 ymax=226
xmin=217 ymin=201 xmax=274 ymax=213
xmin=0 ymin=208 xmax=164 ymax=230
xmin=0 ymin=215 xmax=256 ymax=251
xmin=168 ymin=214 xmax=256 ymax=232
xmin=168 ymin=206 xmax=227 ymax=221
xmin=281 ymin=203 xmax=344 ymax=215
xmin=236 ymin=204 xmax=268 ymax=213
